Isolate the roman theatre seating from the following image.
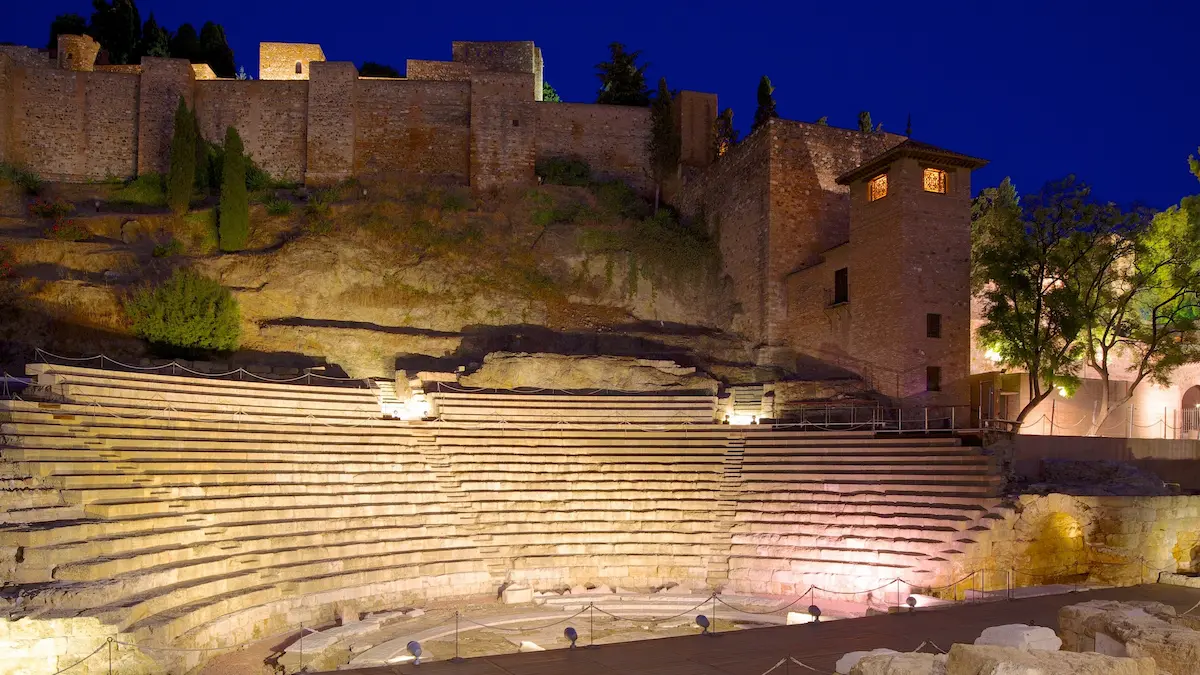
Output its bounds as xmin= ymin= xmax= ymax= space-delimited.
xmin=0 ymin=363 xmax=1007 ymax=672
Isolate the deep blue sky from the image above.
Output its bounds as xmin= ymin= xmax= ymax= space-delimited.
xmin=5 ymin=1 xmax=1197 ymax=208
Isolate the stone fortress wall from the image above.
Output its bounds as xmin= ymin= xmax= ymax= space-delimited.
xmin=0 ymin=37 xmax=660 ymax=190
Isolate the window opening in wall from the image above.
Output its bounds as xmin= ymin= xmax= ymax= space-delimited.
xmin=926 ymin=366 xmax=942 ymax=392
xmin=868 ymin=173 xmax=888 ymax=201
xmin=833 ymin=267 xmax=849 ymax=305
xmin=295 ymin=61 xmax=303 ymax=74
xmin=923 ymin=167 xmax=947 ymax=194
xmin=512 ymin=119 xmax=520 ymax=127
xmin=927 ymin=313 xmax=942 ymax=338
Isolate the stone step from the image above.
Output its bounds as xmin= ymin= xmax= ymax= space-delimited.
xmin=27 ymin=363 xmax=375 ymax=398
xmin=50 ymin=470 xmax=425 ymax=489
xmin=54 ymin=387 xmax=379 ymax=419
xmin=39 ymin=376 xmax=378 ymax=409
xmin=429 ymin=392 xmax=717 ymax=404
xmin=4 ymin=446 xmax=428 ymax=465
xmin=82 ymin=489 xmax=450 ymax=518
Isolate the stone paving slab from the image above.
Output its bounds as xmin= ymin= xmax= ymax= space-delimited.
xmin=319 ymin=585 xmax=1200 ymax=675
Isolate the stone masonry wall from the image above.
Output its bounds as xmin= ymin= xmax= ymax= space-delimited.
xmin=195 ymin=80 xmax=309 ymax=182
xmin=0 ymin=55 xmax=12 ymax=165
xmin=354 ymin=79 xmax=471 ymax=182
xmin=469 ymin=72 xmax=535 ymax=190
xmin=405 ymin=60 xmax=476 ymax=81
xmin=260 ymin=42 xmax=325 ymax=81
xmin=534 ymin=102 xmax=652 ymax=192
xmin=136 ymin=58 xmax=194 ymax=177
xmin=676 ymin=127 xmax=773 ymax=342
xmin=305 ymin=61 xmax=358 ymax=184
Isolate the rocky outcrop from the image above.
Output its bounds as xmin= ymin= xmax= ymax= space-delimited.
xmin=945 ymin=644 xmax=1155 ymax=675
xmin=850 ymin=653 xmax=946 ymax=675
xmin=458 ymin=352 xmax=720 ymax=392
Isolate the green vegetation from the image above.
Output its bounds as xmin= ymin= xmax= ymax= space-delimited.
xmin=263 ymin=197 xmax=293 ymax=216
xmin=86 ymin=0 xmax=141 ymax=65
xmin=48 ymin=13 xmax=87 ymax=49
xmin=591 ymin=180 xmax=649 ymax=220
xmin=972 ymin=171 xmax=1200 ymax=431
xmin=152 ymin=238 xmax=184 ymax=257
xmin=542 ymin=82 xmax=562 ymax=102
xmin=360 ymin=62 xmax=401 ymax=78
xmin=47 ymin=4 xmax=238 ymax=73
xmin=536 ymin=157 xmax=592 ymax=186
xmin=27 ymin=198 xmax=73 ymax=220
xmin=0 ymin=163 xmax=42 ymax=195
xmin=648 ymin=77 xmax=681 ymax=209
xmin=580 ymin=207 xmax=719 ymax=292
xmin=857 ymin=111 xmax=873 ymax=133
xmin=713 ymin=108 xmax=737 ymax=157
xmin=176 ymin=208 xmax=219 ymax=253
xmin=595 ymin=43 xmax=650 ymax=106
xmin=166 ymin=97 xmax=197 ymax=214
xmin=110 ymin=173 xmax=166 ymax=207
xmin=138 ymin=13 xmax=169 ymax=57
xmin=218 ymin=126 xmax=250 ymax=252
xmin=46 ymin=219 xmax=90 ymax=242
xmin=124 ymin=268 xmax=240 ymax=352
xmin=752 ymin=76 xmax=777 ymax=133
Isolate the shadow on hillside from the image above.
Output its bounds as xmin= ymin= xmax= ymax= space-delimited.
xmin=261 ymin=317 xmax=460 ymax=339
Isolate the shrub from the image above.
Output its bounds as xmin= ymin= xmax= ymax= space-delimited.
xmin=0 ymin=244 xmax=13 ymax=279
xmin=536 ymin=157 xmax=591 ymax=186
xmin=124 ymin=268 xmax=240 ymax=352
xmin=591 ymin=180 xmax=649 ymax=220
xmin=166 ymin=97 xmax=197 ymax=214
xmin=110 ymin=174 xmax=166 ymax=207
xmin=264 ymin=197 xmax=293 ymax=216
xmin=46 ymin=219 xmax=90 ymax=242
xmin=152 ymin=238 xmax=184 ymax=257
xmin=304 ymin=189 xmax=335 ymax=234
xmin=218 ymin=127 xmax=249 ymax=252
xmin=0 ymin=163 xmax=42 ymax=194
xmin=28 ymin=198 xmax=73 ymax=219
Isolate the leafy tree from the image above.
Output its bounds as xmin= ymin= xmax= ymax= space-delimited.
xmin=138 ymin=13 xmax=168 ymax=58
xmin=169 ymin=23 xmax=201 ymax=62
xmin=973 ymin=177 xmax=1137 ymax=427
xmin=857 ymin=111 xmax=873 ymax=133
xmin=166 ymin=97 xmax=197 ymax=214
xmin=1076 ymin=159 xmax=1200 ymax=434
xmin=814 ymin=116 xmax=828 ymax=126
xmin=198 ymin=22 xmax=235 ymax=77
xmin=48 ymin=13 xmax=88 ymax=50
xmin=595 ymin=43 xmax=650 ymax=106
xmin=218 ymin=127 xmax=249 ymax=252
xmin=360 ymin=61 xmax=400 ymax=78
xmin=713 ymin=108 xmax=737 ymax=157
xmin=124 ymin=268 xmax=240 ymax=352
xmin=1191 ymin=147 xmax=1200 ymax=179
xmin=542 ymin=81 xmax=562 ymax=102
xmin=752 ymin=76 xmax=777 ymax=134
xmin=647 ymin=77 xmax=681 ymax=211
xmin=88 ymin=0 xmax=141 ymax=65
xmin=235 ymin=66 xmax=252 ymax=80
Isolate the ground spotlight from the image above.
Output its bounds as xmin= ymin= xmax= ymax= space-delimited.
xmin=906 ymin=596 xmax=917 ymax=612
xmin=564 ymin=626 xmax=578 ymax=648
xmin=407 ymin=640 xmax=422 ymax=665
xmin=807 ymin=605 xmax=821 ymax=623
xmin=695 ymin=614 xmax=710 ymax=634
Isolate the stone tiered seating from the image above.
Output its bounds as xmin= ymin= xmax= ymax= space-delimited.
xmin=729 ymin=428 xmax=1005 ymax=597
xmin=427 ymin=389 xmax=719 ymax=424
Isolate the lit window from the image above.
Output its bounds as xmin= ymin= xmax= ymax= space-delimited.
xmin=868 ymin=173 xmax=888 ymax=201
xmin=926 ymin=366 xmax=942 ymax=392
xmin=923 ymin=168 xmax=947 ymax=194
xmin=295 ymin=61 xmax=303 ymax=74
xmin=926 ymin=313 xmax=942 ymax=338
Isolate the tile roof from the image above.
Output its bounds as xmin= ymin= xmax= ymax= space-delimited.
xmin=836 ymin=139 xmax=988 ymax=185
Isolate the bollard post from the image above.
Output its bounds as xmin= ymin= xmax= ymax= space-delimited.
xmin=589 ymin=603 xmax=595 ymax=648
xmin=711 ymin=594 xmax=718 ymax=636
xmin=451 ymin=610 xmax=465 ymax=663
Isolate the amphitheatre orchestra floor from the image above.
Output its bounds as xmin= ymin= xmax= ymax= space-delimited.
xmin=307 ymin=585 xmax=1200 ymax=675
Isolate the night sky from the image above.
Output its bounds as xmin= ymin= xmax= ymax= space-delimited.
xmin=5 ymin=0 xmax=1197 ymax=209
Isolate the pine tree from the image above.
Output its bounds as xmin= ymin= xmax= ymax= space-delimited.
xmin=752 ymin=76 xmax=778 ymax=134
xmin=541 ymin=81 xmax=562 ymax=102
xmin=166 ymin=97 xmax=197 ymax=215
xmin=138 ymin=13 xmax=169 ymax=59
xmin=48 ymin=13 xmax=88 ymax=50
xmin=815 ymin=116 xmax=828 ymax=126
xmin=857 ymin=111 xmax=873 ymax=133
xmin=713 ymin=108 xmax=737 ymax=157
xmin=905 ymin=113 xmax=912 ymax=137
xmin=647 ymin=77 xmax=681 ymax=210
xmin=595 ymin=43 xmax=650 ymax=106
xmin=88 ymin=0 xmax=141 ymax=65
xmin=218 ymin=127 xmax=249 ymax=252
xmin=199 ymin=22 xmax=236 ymax=77
xmin=169 ymin=23 xmax=201 ymax=62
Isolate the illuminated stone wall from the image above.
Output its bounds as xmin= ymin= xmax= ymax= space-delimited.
xmin=194 ymin=80 xmax=310 ymax=182
xmin=355 ymin=78 xmax=472 ymax=181
xmin=534 ymin=102 xmax=653 ymax=191
xmin=56 ymin=34 xmax=99 ymax=72
xmin=136 ymin=57 xmax=194 ymax=176
xmin=259 ymin=42 xmax=325 ymax=80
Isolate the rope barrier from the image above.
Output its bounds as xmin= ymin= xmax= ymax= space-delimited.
xmin=33 ymin=348 xmax=371 ymax=386
xmin=51 ymin=637 xmax=111 ymax=675
xmin=458 ymin=606 xmax=589 ymax=633
xmin=590 ymin=596 xmax=716 ymax=623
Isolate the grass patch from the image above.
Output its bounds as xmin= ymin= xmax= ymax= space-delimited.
xmin=46 ymin=219 xmax=90 ymax=242
xmin=28 ymin=198 xmax=73 ymax=219
xmin=536 ymin=157 xmax=591 ymax=186
xmin=0 ymin=163 xmax=42 ymax=194
xmin=174 ymin=209 xmax=219 ymax=254
xmin=579 ymin=209 xmax=720 ymax=290
xmin=110 ymin=174 xmax=167 ymax=207
xmin=152 ymin=238 xmax=185 ymax=258
xmin=264 ymin=197 xmax=293 ymax=217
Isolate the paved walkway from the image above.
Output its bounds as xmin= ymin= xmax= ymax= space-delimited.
xmin=321 ymin=585 xmax=1200 ymax=675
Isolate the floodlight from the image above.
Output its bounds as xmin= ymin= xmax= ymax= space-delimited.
xmin=407 ymin=640 xmax=422 ymax=665
xmin=906 ymin=596 xmax=917 ymax=612
xmin=695 ymin=614 xmax=710 ymax=634
xmin=807 ymin=605 xmax=821 ymax=622
xmin=564 ymin=626 xmax=578 ymax=648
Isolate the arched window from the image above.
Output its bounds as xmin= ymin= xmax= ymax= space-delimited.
xmin=295 ymin=61 xmax=303 ymax=75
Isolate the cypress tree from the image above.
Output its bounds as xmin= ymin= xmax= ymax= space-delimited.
xmin=752 ymin=76 xmax=777 ymax=134
xmin=857 ymin=111 xmax=873 ymax=133
xmin=166 ymin=97 xmax=196 ymax=214
xmin=218 ymin=126 xmax=249 ymax=252
xmin=647 ymin=77 xmax=681 ymax=210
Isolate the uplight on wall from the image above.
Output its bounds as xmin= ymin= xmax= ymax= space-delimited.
xmin=727 ymin=414 xmax=758 ymax=426
xmin=381 ymin=395 xmax=431 ymax=421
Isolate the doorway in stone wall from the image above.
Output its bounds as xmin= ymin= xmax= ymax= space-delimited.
xmin=1182 ymin=385 xmax=1200 ymax=438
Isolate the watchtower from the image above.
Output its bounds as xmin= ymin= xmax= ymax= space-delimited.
xmin=57 ymin=34 xmax=100 ymax=72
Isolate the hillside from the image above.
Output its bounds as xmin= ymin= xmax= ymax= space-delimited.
xmin=0 ymin=170 xmax=764 ymax=380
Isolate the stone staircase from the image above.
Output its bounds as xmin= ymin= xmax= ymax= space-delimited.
xmin=0 ymin=363 xmax=1008 ymax=673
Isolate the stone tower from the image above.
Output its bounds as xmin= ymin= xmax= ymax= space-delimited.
xmin=836 ymin=140 xmax=987 ymax=403
xmin=57 ymin=34 xmax=100 ymax=71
